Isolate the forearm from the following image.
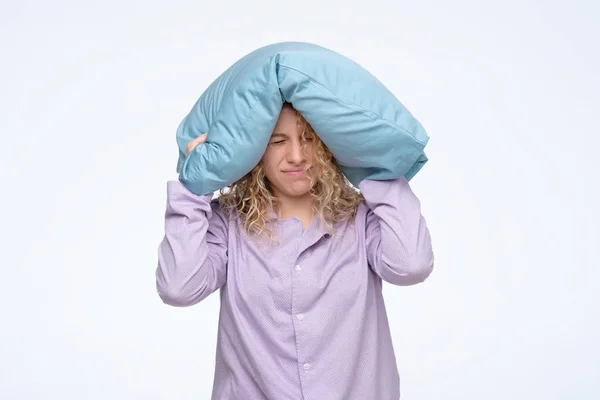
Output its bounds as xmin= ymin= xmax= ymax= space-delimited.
xmin=360 ymin=177 xmax=434 ymax=285
xmin=156 ymin=181 xmax=226 ymax=306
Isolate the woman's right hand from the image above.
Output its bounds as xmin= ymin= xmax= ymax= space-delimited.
xmin=185 ymin=133 xmax=208 ymax=156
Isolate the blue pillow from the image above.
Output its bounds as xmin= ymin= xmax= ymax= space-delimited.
xmin=175 ymin=41 xmax=429 ymax=195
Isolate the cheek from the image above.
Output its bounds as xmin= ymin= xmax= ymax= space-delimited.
xmin=308 ymin=150 xmax=327 ymax=179
xmin=305 ymin=146 xmax=319 ymax=167
xmin=260 ymin=154 xmax=278 ymax=178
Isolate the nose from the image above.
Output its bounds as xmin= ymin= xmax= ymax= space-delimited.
xmin=286 ymin=139 xmax=305 ymax=165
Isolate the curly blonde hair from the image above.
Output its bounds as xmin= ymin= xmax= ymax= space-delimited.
xmin=218 ymin=104 xmax=363 ymax=241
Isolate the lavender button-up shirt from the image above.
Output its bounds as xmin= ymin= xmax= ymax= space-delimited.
xmin=156 ymin=177 xmax=434 ymax=400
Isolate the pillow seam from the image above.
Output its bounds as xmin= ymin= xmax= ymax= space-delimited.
xmin=220 ymin=66 xmax=279 ymax=150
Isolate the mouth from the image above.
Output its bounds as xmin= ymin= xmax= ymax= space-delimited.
xmin=283 ymin=169 xmax=305 ymax=176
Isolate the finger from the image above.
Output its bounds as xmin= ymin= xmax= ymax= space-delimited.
xmin=185 ymin=133 xmax=208 ymax=155
xmin=191 ymin=133 xmax=208 ymax=145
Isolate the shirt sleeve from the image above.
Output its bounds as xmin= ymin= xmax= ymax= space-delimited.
xmin=359 ymin=177 xmax=434 ymax=286
xmin=155 ymin=180 xmax=228 ymax=306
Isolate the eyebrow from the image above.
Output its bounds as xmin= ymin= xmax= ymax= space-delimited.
xmin=270 ymin=133 xmax=288 ymax=139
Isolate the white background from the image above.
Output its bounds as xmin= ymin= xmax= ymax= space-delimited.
xmin=1 ymin=0 xmax=598 ymax=399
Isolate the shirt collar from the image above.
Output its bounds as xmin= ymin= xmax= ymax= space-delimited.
xmin=266 ymin=205 xmax=334 ymax=241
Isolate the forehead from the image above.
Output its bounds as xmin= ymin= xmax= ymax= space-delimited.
xmin=273 ymin=106 xmax=298 ymax=127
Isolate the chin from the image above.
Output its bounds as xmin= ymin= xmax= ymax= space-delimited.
xmin=285 ymin=187 xmax=311 ymax=198
xmin=278 ymin=181 xmax=312 ymax=198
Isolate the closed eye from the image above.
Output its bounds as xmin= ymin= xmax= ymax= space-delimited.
xmin=271 ymin=140 xmax=285 ymax=145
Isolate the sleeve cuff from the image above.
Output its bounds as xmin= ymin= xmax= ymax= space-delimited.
xmin=358 ymin=176 xmax=409 ymax=195
xmin=167 ymin=180 xmax=214 ymax=202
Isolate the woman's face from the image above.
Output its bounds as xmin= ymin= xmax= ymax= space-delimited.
xmin=260 ymin=105 xmax=318 ymax=200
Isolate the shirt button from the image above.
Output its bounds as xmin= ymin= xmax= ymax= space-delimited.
xmin=297 ymin=313 xmax=304 ymax=320
xmin=295 ymin=265 xmax=302 ymax=271
xmin=303 ymin=363 xmax=311 ymax=370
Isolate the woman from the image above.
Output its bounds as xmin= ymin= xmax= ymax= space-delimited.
xmin=156 ymin=103 xmax=434 ymax=400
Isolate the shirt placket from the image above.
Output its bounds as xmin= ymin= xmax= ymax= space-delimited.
xmin=290 ymin=228 xmax=314 ymax=400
